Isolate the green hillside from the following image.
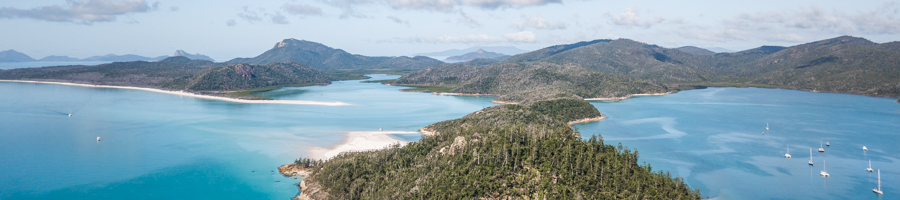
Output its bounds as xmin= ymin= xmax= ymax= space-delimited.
xmin=393 ymin=62 xmax=669 ymax=102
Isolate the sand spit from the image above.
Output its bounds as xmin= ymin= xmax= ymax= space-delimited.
xmin=584 ymin=92 xmax=674 ymax=101
xmin=0 ymin=80 xmax=352 ymax=106
xmin=307 ymin=131 xmax=420 ymax=160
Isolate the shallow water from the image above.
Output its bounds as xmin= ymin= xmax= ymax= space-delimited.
xmin=0 ymin=74 xmax=495 ymax=199
xmin=574 ymin=87 xmax=900 ymax=199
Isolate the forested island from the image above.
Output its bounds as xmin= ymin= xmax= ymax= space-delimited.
xmin=284 ymin=98 xmax=701 ymax=199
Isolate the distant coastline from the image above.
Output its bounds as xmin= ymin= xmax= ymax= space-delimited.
xmin=0 ymin=80 xmax=352 ymax=106
xmin=306 ymin=130 xmax=419 ymax=160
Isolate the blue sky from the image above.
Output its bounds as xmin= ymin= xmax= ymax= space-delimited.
xmin=1 ymin=0 xmax=899 ymax=61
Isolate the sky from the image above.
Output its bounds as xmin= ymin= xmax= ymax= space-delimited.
xmin=1 ymin=0 xmax=899 ymax=61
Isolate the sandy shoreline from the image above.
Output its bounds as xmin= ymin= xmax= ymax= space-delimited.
xmin=584 ymin=92 xmax=674 ymax=101
xmin=0 ymin=80 xmax=352 ymax=106
xmin=307 ymin=130 xmax=420 ymax=160
xmin=567 ymin=115 xmax=607 ymax=125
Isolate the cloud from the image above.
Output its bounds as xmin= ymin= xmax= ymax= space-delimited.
xmin=237 ymin=6 xmax=262 ymax=23
xmin=324 ymin=0 xmax=561 ymax=15
xmin=503 ymin=31 xmax=537 ymax=42
xmin=226 ymin=19 xmax=236 ymax=26
xmin=390 ymin=31 xmax=537 ymax=44
xmin=0 ymin=0 xmax=156 ymax=24
xmin=460 ymin=11 xmax=481 ymax=27
xmin=387 ymin=15 xmax=409 ymax=25
xmin=283 ymin=3 xmax=323 ymax=16
xmin=728 ymin=3 xmax=900 ymax=34
xmin=767 ymin=33 xmax=805 ymax=42
xmin=509 ymin=14 xmax=565 ymax=30
xmin=605 ymin=8 xmax=665 ymax=28
xmin=168 ymin=6 xmax=178 ymax=12
xmin=271 ymin=13 xmax=289 ymax=24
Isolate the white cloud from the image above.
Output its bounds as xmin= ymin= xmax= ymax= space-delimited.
xmin=509 ymin=14 xmax=566 ymax=31
xmin=271 ymin=13 xmax=289 ymax=24
xmin=226 ymin=19 xmax=236 ymax=26
xmin=767 ymin=33 xmax=805 ymax=42
xmin=460 ymin=11 xmax=481 ymax=27
xmin=237 ymin=6 xmax=262 ymax=23
xmin=324 ymin=0 xmax=561 ymax=15
xmin=605 ymin=8 xmax=664 ymax=28
xmin=729 ymin=3 xmax=900 ymax=34
xmin=387 ymin=15 xmax=409 ymax=25
xmin=0 ymin=0 xmax=156 ymax=25
xmin=504 ymin=31 xmax=537 ymax=42
xmin=283 ymin=3 xmax=323 ymax=16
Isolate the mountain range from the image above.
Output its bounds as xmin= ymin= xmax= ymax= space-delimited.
xmin=415 ymin=46 xmax=530 ymax=57
xmin=397 ymin=35 xmax=900 ymax=100
xmin=443 ymin=49 xmax=509 ymax=62
xmin=0 ymin=50 xmax=214 ymax=62
xmin=226 ymin=39 xmax=442 ymax=70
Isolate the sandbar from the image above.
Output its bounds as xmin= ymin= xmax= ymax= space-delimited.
xmin=308 ymin=130 xmax=419 ymax=160
xmin=584 ymin=92 xmax=674 ymax=101
xmin=0 ymin=80 xmax=352 ymax=106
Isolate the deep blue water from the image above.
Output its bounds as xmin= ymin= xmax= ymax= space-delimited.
xmin=575 ymin=87 xmax=900 ymax=199
xmin=0 ymin=74 xmax=495 ymax=200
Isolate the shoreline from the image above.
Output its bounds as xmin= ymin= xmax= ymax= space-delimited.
xmin=0 ymin=80 xmax=352 ymax=106
xmin=584 ymin=92 xmax=674 ymax=101
xmin=307 ymin=130 xmax=420 ymax=160
xmin=567 ymin=115 xmax=607 ymax=125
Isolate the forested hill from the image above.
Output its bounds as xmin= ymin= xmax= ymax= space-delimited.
xmin=503 ymin=36 xmax=900 ymax=98
xmin=0 ymin=56 xmax=338 ymax=98
xmin=393 ymin=62 xmax=669 ymax=102
xmin=294 ymin=98 xmax=701 ymax=199
xmin=226 ymin=38 xmax=444 ymax=70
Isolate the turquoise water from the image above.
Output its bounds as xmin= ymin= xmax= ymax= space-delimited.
xmin=0 ymin=61 xmax=112 ymax=70
xmin=0 ymin=74 xmax=495 ymax=199
xmin=3 ymin=77 xmax=899 ymax=200
xmin=575 ymin=88 xmax=900 ymax=199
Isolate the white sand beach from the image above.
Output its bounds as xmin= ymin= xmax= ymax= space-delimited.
xmin=0 ymin=80 xmax=352 ymax=106
xmin=308 ymin=130 xmax=420 ymax=160
xmin=584 ymin=92 xmax=674 ymax=101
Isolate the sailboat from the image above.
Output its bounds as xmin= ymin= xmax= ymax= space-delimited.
xmin=863 ymin=146 xmax=868 ymax=151
xmin=820 ymin=159 xmax=830 ymax=177
xmin=766 ymin=122 xmax=769 ymax=131
xmin=873 ymin=169 xmax=883 ymax=194
xmin=819 ymin=141 xmax=825 ymax=152
xmin=808 ymin=148 xmax=814 ymax=165
xmin=785 ymin=146 xmax=791 ymax=158
xmin=867 ymin=160 xmax=874 ymax=172
xmin=826 ymin=142 xmax=830 ymax=146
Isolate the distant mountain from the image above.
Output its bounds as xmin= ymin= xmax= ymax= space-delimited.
xmin=502 ymin=35 xmax=900 ymax=98
xmin=415 ymin=46 xmax=529 ymax=57
xmin=83 ymin=54 xmax=166 ymax=62
xmin=174 ymin=50 xmax=215 ymax=61
xmin=38 ymin=55 xmax=81 ymax=61
xmin=227 ymin=38 xmax=442 ymax=70
xmin=0 ymin=50 xmax=36 ymax=62
xmin=705 ymin=47 xmax=735 ymax=53
xmin=675 ymin=46 xmax=715 ymax=55
xmin=444 ymin=49 xmax=509 ymax=62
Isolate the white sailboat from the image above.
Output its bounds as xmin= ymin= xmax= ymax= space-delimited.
xmin=873 ymin=169 xmax=883 ymax=194
xmin=819 ymin=141 xmax=825 ymax=152
xmin=808 ymin=148 xmax=814 ymax=165
xmin=766 ymin=122 xmax=769 ymax=131
xmin=785 ymin=146 xmax=791 ymax=158
xmin=863 ymin=146 xmax=868 ymax=151
xmin=867 ymin=160 xmax=874 ymax=172
xmin=820 ymin=160 xmax=830 ymax=177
